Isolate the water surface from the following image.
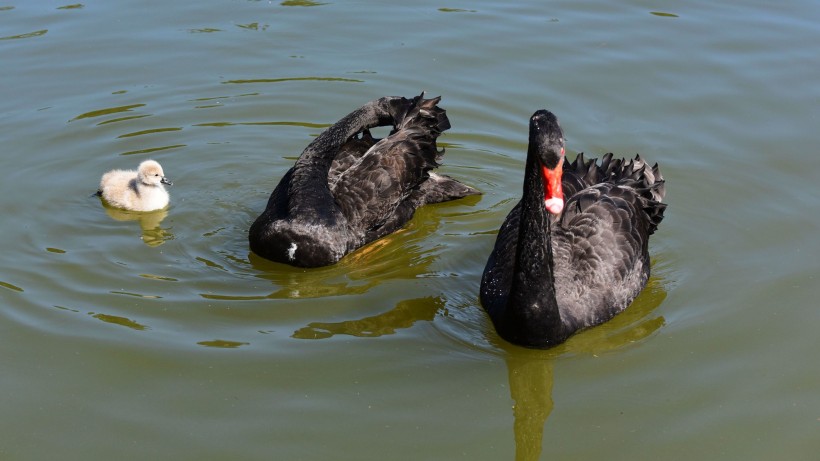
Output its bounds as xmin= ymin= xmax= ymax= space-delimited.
xmin=2 ymin=1 xmax=819 ymax=459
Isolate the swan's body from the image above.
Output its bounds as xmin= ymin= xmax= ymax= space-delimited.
xmin=97 ymin=160 xmax=172 ymax=212
xmin=480 ymin=110 xmax=666 ymax=348
xmin=249 ymin=94 xmax=479 ymax=267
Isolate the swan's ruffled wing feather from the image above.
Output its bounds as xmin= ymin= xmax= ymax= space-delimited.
xmin=332 ymin=132 xmax=435 ymax=238
xmin=328 ymin=130 xmax=377 ymax=187
xmin=330 ymin=95 xmax=461 ymax=244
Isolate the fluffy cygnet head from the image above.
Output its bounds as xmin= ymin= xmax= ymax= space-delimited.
xmin=138 ymin=160 xmax=173 ymax=187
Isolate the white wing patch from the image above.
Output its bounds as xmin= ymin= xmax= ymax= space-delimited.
xmin=287 ymin=242 xmax=298 ymax=261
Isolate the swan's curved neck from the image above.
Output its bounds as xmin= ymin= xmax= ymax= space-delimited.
xmin=297 ymin=101 xmax=393 ymax=169
xmin=285 ymin=99 xmax=397 ymax=225
xmin=502 ymin=151 xmax=566 ymax=346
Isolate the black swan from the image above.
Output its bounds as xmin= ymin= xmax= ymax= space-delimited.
xmin=480 ymin=110 xmax=666 ymax=348
xmin=249 ymin=93 xmax=480 ymax=267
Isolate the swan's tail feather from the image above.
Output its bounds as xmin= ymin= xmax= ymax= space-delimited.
xmin=390 ymin=93 xmax=452 ymax=170
xmin=599 ymin=152 xmax=615 ymax=176
xmin=643 ymin=201 xmax=667 ymax=235
xmin=614 ymin=154 xmax=667 ymax=234
xmin=398 ymin=92 xmax=451 ymax=135
xmin=392 ymin=95 xmax=479 ymax=205
xmin=568 ymin=152 xmax=600 ymax=186
xmin=418 ymin=172 xmax=481 ymax=205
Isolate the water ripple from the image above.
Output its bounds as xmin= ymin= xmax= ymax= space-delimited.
xmin=120 ymin=144 xmax=186 ymax=156
xmin=117 ymin=127 xmax=182 ymax=138
xmin=70 ymin=104 xmax=146 ymax=122
xmin=193 ymin=121 xmax=328 ymax=129
xmin=281 ymin=1 xmax=329 ymax=7
xmin=0 ymin=29 xmax=47 ymax=41
xmin=91 ymin=313 xmax=149 ymax=331
xmin=221 ymin=77 xmax=363 ymax=85
xmin=292 ymin=296 xmax=442 ymax=340
xmin=196 ymin=339 xmax=249 ymax=348
xmin=0 ymin=281 xmax=24 ymax=293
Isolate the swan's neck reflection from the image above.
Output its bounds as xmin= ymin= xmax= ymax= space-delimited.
xmin=507 ymin=355 xmax=554 ymax=461
xmin=502 ymin=270 xmax=668 ymax=460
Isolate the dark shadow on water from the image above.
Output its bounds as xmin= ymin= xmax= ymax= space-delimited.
xmin=238 ymin=202 xmax=468 ymax=300
xmin=227 ymin=189 xmax=483 ymax=302
xmin=100 ymin=203 xmax=174 ymax=247
xmin=493 ymin=274 xmax=668 ymax=461
xmin=200 ymin=197 xmax=480 ymax=302
xmin=292 ymin=296 xmax=442 ymax=339
xmin=237 ymin=228 xmax=437 ymax=301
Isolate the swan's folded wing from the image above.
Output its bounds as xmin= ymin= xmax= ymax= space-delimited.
xmin=480 ymin=202 xmax=522 ymax=318
xmin=328 ymin=131 xmax=377 ymax=187
xmin=330 ymin=94 xmax=450 ymax=242
xmin=331 ymin=129 xmax=436 ymax=237
xmin=551 ymin=184 xmax=652 ymax=327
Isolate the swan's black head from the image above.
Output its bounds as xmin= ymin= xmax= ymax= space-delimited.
xmin=528 ymin=110 xmax=565 ymax=215
xmin=529 ymin=110 xmax=565 ymax=168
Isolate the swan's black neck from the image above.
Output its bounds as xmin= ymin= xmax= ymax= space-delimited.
xmin=297 ymin=100 xmax=397 ymax=170
xmin=501 ymin=149 xmax=568 ymax=347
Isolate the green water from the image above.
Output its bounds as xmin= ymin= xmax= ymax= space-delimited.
xmin=2 ymin=1 xmax=819 ymax=460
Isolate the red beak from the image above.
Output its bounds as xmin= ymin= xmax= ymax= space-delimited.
xmin=541 ymin=157 xmax=564 ymax=215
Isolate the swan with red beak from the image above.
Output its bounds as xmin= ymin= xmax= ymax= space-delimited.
xmin=480 ymin=109 xmax=667 ymax=348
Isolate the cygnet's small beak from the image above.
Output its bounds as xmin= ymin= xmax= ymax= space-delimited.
xmin=161 ymin=177 xmax=173 ymax=186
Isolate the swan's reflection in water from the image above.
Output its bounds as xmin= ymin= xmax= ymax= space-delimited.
xmin=101 ymin=204 xmax=173 ymax=247
xmin=245 ymin=222 xmax=439 ymax=300
xmin=287 ymin=274 xmax=666 ymax=460
xmin=506 ymin=351 xmax=554 ymax=461
xmin=498 ymin=274 xmax=667 ymax=461
xmin=292 ymin=296 xmax=442 ymax=339
xmin=243 ymin=196 xmax=483 ymax=300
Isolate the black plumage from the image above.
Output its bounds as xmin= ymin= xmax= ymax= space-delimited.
xmin=480 ymin=110 xmax=667 ymax=348
xmin=249 ymin=93 xmax=480 ymax=267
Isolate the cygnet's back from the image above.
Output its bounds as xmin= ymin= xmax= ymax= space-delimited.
xmin=98 ymin=160 xmax=172 ymax=212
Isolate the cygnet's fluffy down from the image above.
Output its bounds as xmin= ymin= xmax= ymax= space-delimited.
xmin=98 ymin=160 xmax=172 ymax=212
